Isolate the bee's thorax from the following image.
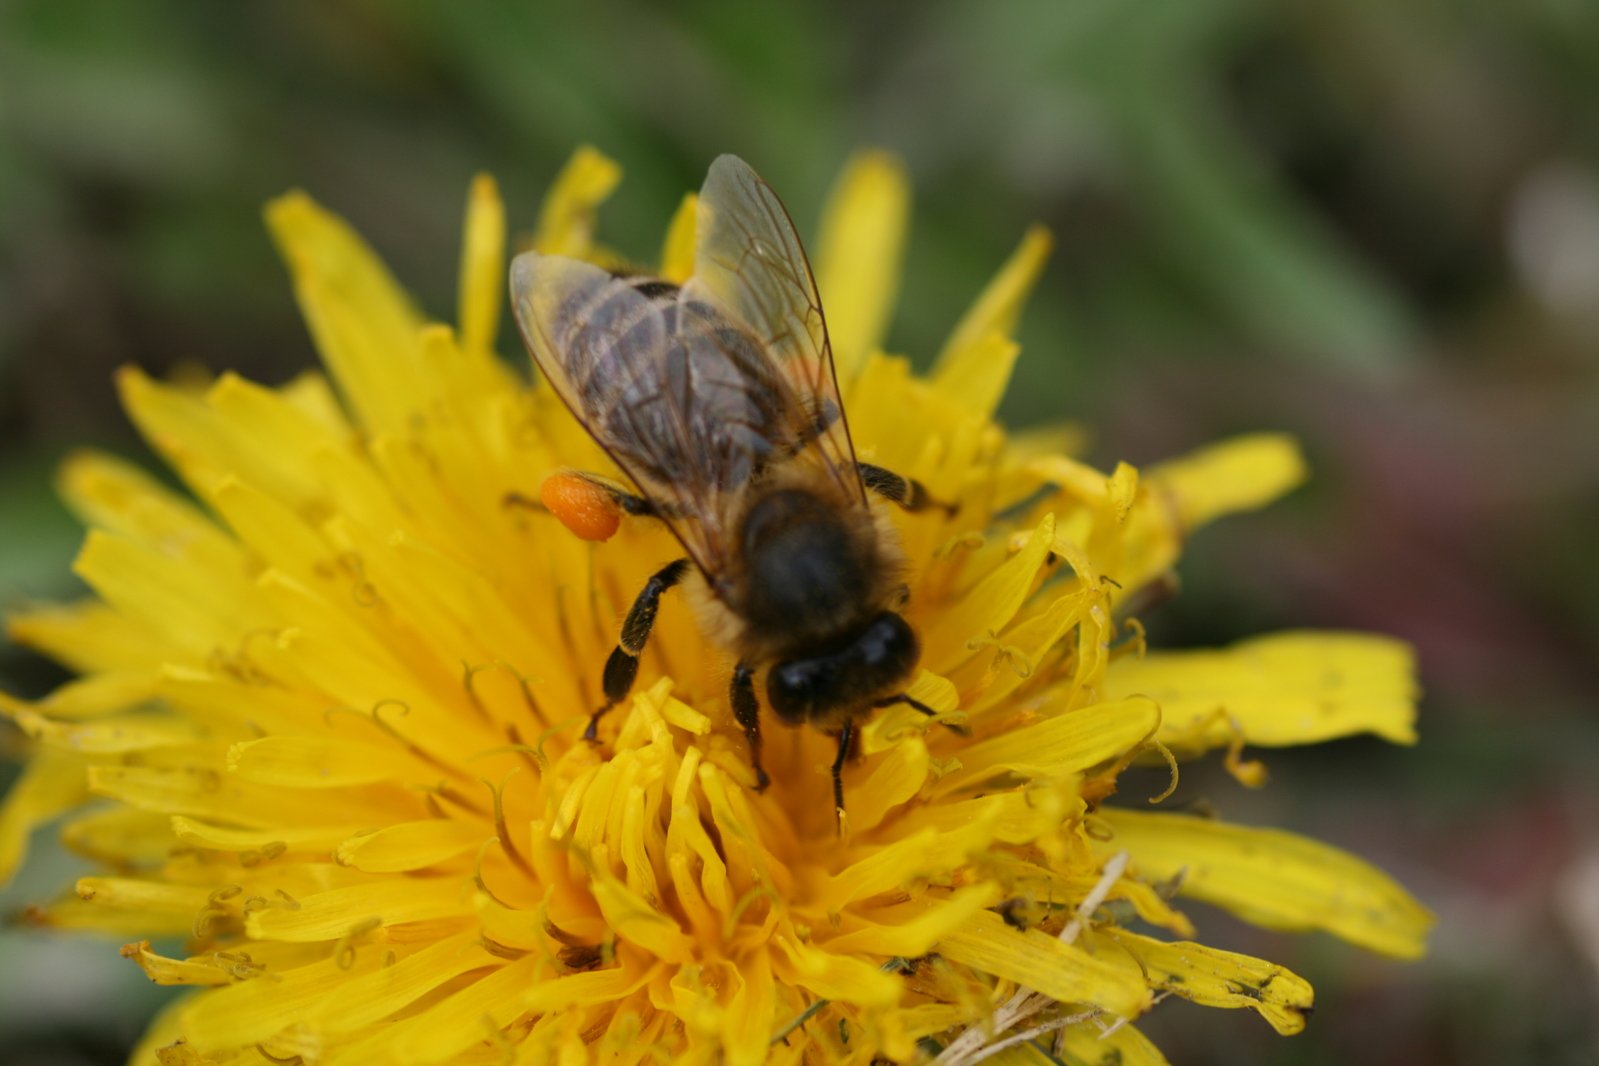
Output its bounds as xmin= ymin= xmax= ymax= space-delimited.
xmin=738 ymin=488 xmax=876 ymax=646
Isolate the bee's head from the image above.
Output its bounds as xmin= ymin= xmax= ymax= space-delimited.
xmin=766 ymin=611 xmax=919 ymax=725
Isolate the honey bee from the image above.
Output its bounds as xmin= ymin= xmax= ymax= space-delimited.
xmin=509 ymin=155 xmax=954 ymax=821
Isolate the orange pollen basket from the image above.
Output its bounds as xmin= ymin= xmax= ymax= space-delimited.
xmin=540 ymin=472 xmax=622 ymax=542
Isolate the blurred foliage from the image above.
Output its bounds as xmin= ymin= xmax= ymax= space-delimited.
xmin=3 ymin=1 xmax=1599 ymax=1064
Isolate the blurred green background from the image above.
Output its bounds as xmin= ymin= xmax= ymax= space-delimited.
xmin=3 ymin=1 xmax=1598 ymax=1063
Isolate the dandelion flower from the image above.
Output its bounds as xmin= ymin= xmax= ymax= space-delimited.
xmin=0 ymin=147 xmax=1431 ymax=1065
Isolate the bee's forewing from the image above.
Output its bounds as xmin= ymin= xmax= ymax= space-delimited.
xmin=686 ymin=155 xmax=866 ymax=507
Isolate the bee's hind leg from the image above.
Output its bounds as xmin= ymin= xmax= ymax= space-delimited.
xmin=505 ymin=471 xmax=668 ymax=544
xmin=584 ymin=557 xmax=691 ymax=742
xmin=730 ymin=663 xmax=770 ymax=792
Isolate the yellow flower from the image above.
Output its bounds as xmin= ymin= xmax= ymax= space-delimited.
xmin=0 ymin=147 xmax=1431 ymax=1065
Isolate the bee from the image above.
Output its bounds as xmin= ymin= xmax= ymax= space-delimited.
xmin=509 ymin=155 xmax=954 ymax=822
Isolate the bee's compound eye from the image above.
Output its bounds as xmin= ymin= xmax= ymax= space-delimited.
xmin=540 ymin=473 xmax=622 ymax=542
xmin=767 ymin=659 xmax=821 ymax=725
xmin=766 ymin=613 xmax=920 ymax=726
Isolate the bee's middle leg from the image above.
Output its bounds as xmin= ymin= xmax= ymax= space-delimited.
xmin=585 ymin=557 xmax=691 ymax=742
xmin=729 ymin=663 xmax=770 ymax=792
xmin=856 ymin=462 xmax=957 ymax=516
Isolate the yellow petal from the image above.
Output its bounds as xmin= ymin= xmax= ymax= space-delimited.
xmin=0 ymin=672 xmax=158 ymax=722
xmin=245 ymin=877 xmax=470 ymax=941
xmin=1100 ymin=808 xmax=1433 ymax=958
xmin=9 ymin=707 xmax=197 ymax=754
xmin=0 ymin=749 xmax=88 ymax=883
xmin=1055 ymin=1021 xmax=1171 ymax=1066
xmin=128 ymin=993 xmax=198 ymax=1066
xmin=936 ymin=909 xmax=1149 ymax=1019
xmin=984 ymin=1045 xmax=1055 ymax=1066
xmin=265 ymin=191 xmax=426 ymax=434
xmin=335 ymin=820 xmax=486 ymax=873
xmin=90 ymin=763 xmax=415 ymax=833
xmin=1087 ymin=927 xmax=1314 ymax=1036
xmin=203 ymin=372 xmax=355 ymax=508
xmin=592 ymin=874 xmax=695 ymax=965
xmin=115 ymin=367 xmax=343 ymax=515
xmin=659 ymin=193 xmax=698 ymax=284
xmin=524 ymin=962 xmax=650 ymax=1012
xmin=21 ymin=895 xmax=195 ymax=936
xmin=1027 ymin=453 xmax=1115 ymax=508
xmin=722 ymin=950 xmax=776 ymax=1066
xmin=821 ymin=883 xmax=1002 ymax=957
xmin=822 ymin=817 xmax=1000 ymax=910
xmin=56 ymin=449 xmax=240 ymax=570
xmin=76 ymin=876 xmax=212 ymax=915
xmin=1147 ymin=432 xmax=1306 ymax=533
xmin=182 ymin=951 xmax=389 ymax=1050
xmin=312 ymin=933 xmax=495 ymax=1032
xmin=771 ymin=937 xmax=901 ymax=1007
xmin=903 ymin=790 xmax=1070 ymax=848
xmin=227 ymin=734 xmax=421 ymax=789
xmin=120 ymin=941 xmax=236 ymax=986
xmin=814 ymin=150 xmax=911 ymax=379
xmin=171 ymin=815 xmax=358 ymax=854
xmin=934 ymin=224 xmax=1052 ymax=409
xmin=61 ymin=808 xmax=175 ymax=865
xmin=533 ymin=145 xmax=622 ymax=258
xmin=929 ymin=333 xmax=1020 ymax=425
xmin=848 ymin=735 xmax=929 ymax=831
xmin=936 ymin=697 xmax=1158 ymax=794
xmin=5 ymin=599 xmax=170 ymax=675
xmin=921 ymin=513 xmax=1055 ymax=669
xmin=458 ymin=173 xmax=506 ymax=354
xmin=72 ymin=530 xmax=269 ymax=658
xmin=342 ymin=963 xmax=647 ymax=1066
xmin=1106 ymin=631 xmax=1418 ymax=751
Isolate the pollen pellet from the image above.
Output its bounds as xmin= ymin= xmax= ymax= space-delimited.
xmin=540 ymin=472 xmax=621 ymax=542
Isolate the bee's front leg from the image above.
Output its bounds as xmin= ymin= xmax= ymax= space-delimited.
xmin=730 ymin=663 xmax=770 ymax=792
xmin=873 ymin=692 xmax=970 ymax=737
xmin=831 ymin=718 xmax=856 ymax=835
xmin=585 ymin=557 xmax=691 ymax=741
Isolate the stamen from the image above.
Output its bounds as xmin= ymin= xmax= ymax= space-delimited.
xmin=337 ymin=551 xmax=381 ymax=608
xmin=480 ymin=933 xmax=530 ymax=960
xmin=1143 ymin=740 xmax=1180 ymax=804
xmin=1108 ymin=617 xmax=1147 ymax=659
xmin=722 ymin=884 xmax=780 ymax=940
xmin=334 ymin=917 xmax=383 ymax=969
xmin=482 ymin=769 xmax=537 ymax=883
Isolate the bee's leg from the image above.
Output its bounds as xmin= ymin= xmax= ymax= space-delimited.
xmin=584 ymin=557 xmax=692 ymax=742
xmin=730 ymin=663 xmax=771 ymax=792
xmin=831 ymin=718 xmax=856 ymax=834
xmin=855 ymin=462 xmax=958 ymax=517
xmin=873 ymin=693 xmax=970 ymax=737
xmin=504 ymin=471 xmax=669 ymax=543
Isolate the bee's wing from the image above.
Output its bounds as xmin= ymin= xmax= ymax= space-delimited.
xmin=685 ymin=154 xmax=867 ymax=508
xmin=511 ymin=252 xmax=793 ymax=584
